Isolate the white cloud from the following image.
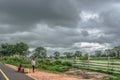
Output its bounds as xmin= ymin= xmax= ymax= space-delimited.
xmin=72 ymin=42 xmax=110 ymax=53
xmin=80 ymin=11 xmax=99 ymax=22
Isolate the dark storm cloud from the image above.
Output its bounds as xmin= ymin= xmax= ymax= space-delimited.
xmin=101 ymin=10 xmax=120 ymax=35
xmin=0 ymin=0 xmax=120 ymax=53
xmin=81 ymin=30 xmax=89 ymax=37
xmin=76 ymin=0 xmax=120 ymax=12
xmin=0 ymin=0 xmax=79 ymax=26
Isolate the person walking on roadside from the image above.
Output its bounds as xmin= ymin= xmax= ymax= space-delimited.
xmin=31 ymin=58 xmax=36 ymax=72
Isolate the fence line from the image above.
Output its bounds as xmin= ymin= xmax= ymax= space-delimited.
xmin=68 ymin=60 xmax=120 ymax=74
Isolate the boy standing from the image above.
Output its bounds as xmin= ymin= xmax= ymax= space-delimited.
xmin=31 ymin=58 xmax=36 ymax=72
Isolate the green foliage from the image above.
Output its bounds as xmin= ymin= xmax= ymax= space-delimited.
xmin=53 ymin=51 xmax=60 ymax=59
xmin=1 ymin=56 xmax=30 ymax=68
xmin=62 ymin=61 xmax=72 ymax=67
xmin=32 ymin=47 xmax=47 ymax=59
xmin=38 ymin=59 xmax=53 ymax=65
xmin=79 ymin=54 xmax=88 ymax=60
xmin=36 ymin=59 xmax=72 ymax=72
xmin=1 ymin=56 xmax=120 ymax=79
xmin=95 ymin=50 xmax=102 ymax=57
xmin=109 ymin=74 xmax=120 ymax=80
xmin=54 ymin=60 xmax=62 ymax=65
xmin=47 ymin=65 xmax=61 ymax=71
xmin=63 ymin=52 xmax=73 ymax=58
xmin=15 ymin=42 xmax=29 ymax=56
xmin=74 ymin=51 xmax=82 ymax=57
xmin=0 ymin=42 xmax=29 ymax=57
xmin=112 ymin=46 xmax=120 ymax=58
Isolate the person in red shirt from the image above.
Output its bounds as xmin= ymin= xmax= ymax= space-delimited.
xmin=18 ymin=64 xmax=22 ymax=72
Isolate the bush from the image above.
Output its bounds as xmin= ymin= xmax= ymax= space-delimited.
xmin=1 ymin=56 xmax=30 ymax=67
xmin=37 ymin=60 xmax=71 ymax=72
xmin=62 ymin=61 xmax=72 ymax=67
xmin=44 ymin=59 xmax=53 ymax=65
xmin=54 ymin=60 xmax=62 ymax=65
xmin=47 ymin=65 xmax=60 ymax=71
xmin=41 ymin=64 xmax=48 ymax=69
xmin=80 ymin=55 xmax=88 ymax=60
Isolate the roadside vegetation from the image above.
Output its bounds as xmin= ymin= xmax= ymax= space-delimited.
xmin=1 ymin=42 xmax=120 ymax=80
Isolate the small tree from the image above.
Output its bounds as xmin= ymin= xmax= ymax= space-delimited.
xmin=80 ymin=53 xmax=88 ymax=60
xmin=53 ymin=51 xmax=60 ymax=59
xmin=63 ymin=52 xmax=73 ymax=59
xmin=74 ymin=51 xmax=82 ymax=59
xmin=113 ymin=46 xmax=120 ymax=58
xmin=95 ymin=50 xmax=102 ymax=57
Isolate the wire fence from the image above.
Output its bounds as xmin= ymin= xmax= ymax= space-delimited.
xmin=72 ymin=59 xmax=120 ymax=74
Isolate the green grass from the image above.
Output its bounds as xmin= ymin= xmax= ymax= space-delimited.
xmin=36 ymin=59 xmax=72 ymax=72
xmin=0 ymin=56 xmax=31 ymax=68
xmin=0 ymin=57 xmax=73 ymax=72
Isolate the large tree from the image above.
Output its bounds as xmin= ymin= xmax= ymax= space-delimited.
xmin=0 ymin=42 xmax=29 ymax=57
xmin=33 ymin=47 xmax=47 ymax=59
xmin=0 ymin=43 xmax=15 ymax=56
xmin=15 ymin=42 xmax=29 ymax=56
xmin=0 ymin=43 xmax=8 ymax=56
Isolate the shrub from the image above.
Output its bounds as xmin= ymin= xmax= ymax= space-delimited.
xmin=47 ymin=65 xmax=60 ymax=71
xmin=44 ymin=59 xmax=53 ymax=65
xmin=41 ymin=64 xmax=48 ymax=69
xmin=80 ymin=55 xmax=88 ymax=60
xmin=1 ymin=56 xmax=30 ymax=67
xmin=62 ymin=61 xmax=72 ymax=67
xmin=54 ymin=60 xmax=62 ymax=65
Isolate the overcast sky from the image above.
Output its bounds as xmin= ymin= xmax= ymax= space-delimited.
xmin=0 ymin=0 xmax=120 ymax=55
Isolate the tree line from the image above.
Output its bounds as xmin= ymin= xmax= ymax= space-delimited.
xmin=0 ymin=42 xmax=83 ymax=59
xmin=94 ymin=46 xmax=120 ymax=59
xmin=0 ymin=42 xmax=120 ymax=59
xmin=0 ymin=42 xmax=28 ymax=57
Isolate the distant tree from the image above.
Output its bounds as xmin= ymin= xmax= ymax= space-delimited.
xmin=80 ymin=53 xmax=88 ymax=60
xmin=113 ymin=46 xmax=120 ymax=58
xmin=53 ymin=51 xmax=60 ymax=59
xmin=109 ymin=49 xmax=116 ymax=57
xmin=102 ymin=48 xmax=117 ymax=57
xmin=49 ymin=55 xmax=53 ymax=59
xmin=101 ymin=53 xmax=107 ymax=57
xmin=63 ymin=52 xmax=73 ymax=58
xmin=95 ymin=50 xmax=102 ymax=57
xmin=74 ymin=51 xmax=82 ymax=58
xmin=14 ymin=42 xmax=29 ymax=56
xmin=34 ymin=47 xmax=47 ymax=59
xmin=0 ymin=46 xmax=3 ymax=57
xmin=0 ymin=43 xmax=8 ymax=56
xmin=6 ymin=44 xmax=15 ymax=56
